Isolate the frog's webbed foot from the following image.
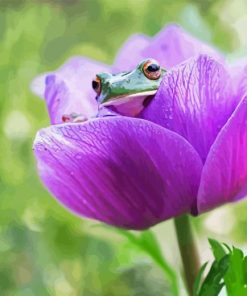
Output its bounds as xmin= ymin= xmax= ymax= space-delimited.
xmin=62 ymin=113 xmax=87 ymax=123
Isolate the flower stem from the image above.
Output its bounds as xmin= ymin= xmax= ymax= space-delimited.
xmin=174 ymin=214 xmax=200 ymax=295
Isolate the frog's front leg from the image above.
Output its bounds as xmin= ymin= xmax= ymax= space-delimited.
xmin=96 ymin=107 xmax=118 ymax=118
xmin=62 ymin=112 xmax=87 ymax=123
xmin=62 ymin=108 xmax=118 ymax=123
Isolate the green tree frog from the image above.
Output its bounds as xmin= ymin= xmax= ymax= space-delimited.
xmin=62 ymin=59 xmax=166 ymax=122
xmin=92 ymin=58 xmax=166 ymax=116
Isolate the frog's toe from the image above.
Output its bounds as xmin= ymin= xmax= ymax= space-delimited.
xmin=73 ymin=115 xmax=87 ymax=123
xmin=62 ymin=114 xmax=72 ymax=123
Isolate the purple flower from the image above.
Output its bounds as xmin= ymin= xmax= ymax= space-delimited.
xmin=33 ymin=25 xmax=247 ymax=230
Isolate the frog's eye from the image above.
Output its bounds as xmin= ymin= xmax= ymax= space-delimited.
xmin=92 ymin=76 xmax=101 ymax=95
xmin=143 ymin=59 xmax=161 ymax=80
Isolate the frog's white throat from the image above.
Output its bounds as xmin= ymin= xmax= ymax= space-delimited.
xmin=100 ymin=90 xmax=156 ymax=117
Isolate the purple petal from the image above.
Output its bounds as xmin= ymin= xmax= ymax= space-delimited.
xmin=229 ymin=60 xmax=247 ymax=102
xmin=33 ymin=117 xmax=202 ymax=229
xmin=141 ymin=55 xmax=238 ymax=162
xmin=198 ymin=96 xmax=247 ymax=212
xmin=142 ymin=25 xmax=223 ymax=68
xmin=113 ymin=34 xmax=151 ymax=72
xmin=44 ymin=57 xmax=111 ymax=124
xmin=113 ymin=25 xmax=222 ymax=72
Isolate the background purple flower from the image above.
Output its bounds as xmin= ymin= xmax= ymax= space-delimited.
xmin=33 ymin=24 xmax=247 ymax=229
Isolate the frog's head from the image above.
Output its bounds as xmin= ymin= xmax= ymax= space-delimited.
xmin=92 ymin=59 xmax=166 ymax=116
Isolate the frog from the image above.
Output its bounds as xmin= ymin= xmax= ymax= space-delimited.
xmin=62 ymin=58 xmax=166 ymax=122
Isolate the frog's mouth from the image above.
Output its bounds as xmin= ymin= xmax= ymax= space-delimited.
xmin=100 ymin=90 xmax=157 ymax=117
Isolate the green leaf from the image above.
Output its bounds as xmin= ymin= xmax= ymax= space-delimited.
xmin=198 ymin=240 xmax=247 ymax=296
xmin=243 ymin=256 xmax=247 ymax=283
xmin=198 ymin=255 xmax=229 ymax=296
xmin=223 ymin=243 xmax=232 ymax=253
xmin=224 ymin=246 xmax=245 ymax=295
xmin=208 ymin=238 xmax=226 ymax=261
xmin=193 ymin=262 xmax=208 ymax=296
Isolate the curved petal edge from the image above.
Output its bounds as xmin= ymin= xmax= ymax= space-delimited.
xmin=33 ymin=117 xmax=203 ymax=229
xmin=141 ymin=54 xmax=237 ymax=162
xmin=198 ymin=96 xmax=247 ymax=212
xmin=44 ymin=57 xmax=111 ymax=124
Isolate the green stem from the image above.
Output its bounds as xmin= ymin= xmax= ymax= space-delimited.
xmin=174 ymin=214 xmax=200 ymax=296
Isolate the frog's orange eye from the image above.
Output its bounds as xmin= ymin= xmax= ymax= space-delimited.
xmin=143 ymin=59 xmax=161 ymax=80
xmin=92 ymin=76 xmax=101 ymax=95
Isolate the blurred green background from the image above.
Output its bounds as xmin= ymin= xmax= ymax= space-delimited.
xmin=1 ymin=0 xmax=247 ymax=295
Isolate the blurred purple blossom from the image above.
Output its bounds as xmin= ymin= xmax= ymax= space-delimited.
xmin=33 ymin=25 xmax=247 ymax=229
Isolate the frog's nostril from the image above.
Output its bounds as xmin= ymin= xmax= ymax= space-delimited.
xmin=105 ymin=81 xmax=111 ymax=88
